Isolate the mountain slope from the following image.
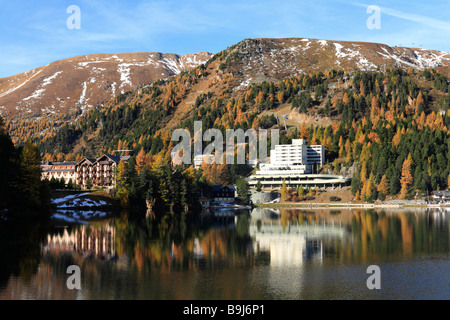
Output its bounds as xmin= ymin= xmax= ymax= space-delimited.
xmin=3 ymin=38 xmax=449 ymax=121
xmin=34 ymin=43 xmax=449 ymax=162
xmin=13 ymin=37 xmax=449 ymax=202
xmin=0 ymin=51 xmax=212 ymax=118
xmin=222 ymin=38 xmax=450 ymax=90
xmin=2 ymin=37 xmax=450 ymax=146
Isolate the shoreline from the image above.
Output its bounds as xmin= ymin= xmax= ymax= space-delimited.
xmin=254 ymin=202 xmax=447 ymax=209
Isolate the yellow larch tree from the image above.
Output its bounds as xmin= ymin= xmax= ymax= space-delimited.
xmin=399 ymin=154 xmax=414 ymax=199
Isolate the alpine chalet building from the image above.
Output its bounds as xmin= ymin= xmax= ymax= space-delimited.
xmin=75 ymin=154 xmax=130 ymax=190
xmin=41 ymin=154 xmax=130 ymax=190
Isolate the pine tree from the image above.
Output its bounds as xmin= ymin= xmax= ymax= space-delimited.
xmin=351 ymin=170 xmax=361 ymax=196
xmin=342 ymin=92 xmax=349 ymax=105
xmin=135 ymin=148 xmax=150 ymax=175
xmin=377 ymin=174 xmax=390 ymax=199
xmin=370 ymin=96 xmax=380 ymax=118
xmin=217 ymin=164 xmax=232 ymax=185
xmin=360 ymin=161 xmax=368 ymax=188
xmin=297 ymin=185 xmax=304 ymax=200
xmin=415 ymin=91 xmax=424 ymax=113
xmin=392 ymin=127 xmax=402 ymax=148
xmin=364 ymin=172 xmax=375 ymax=202
xmin=19 ymin=142 xmax=42 ymax=209
xmin=447 ymin=173 xmax=450 ymax=190
xmin=400 ymin=154 xmax=414 ymax=199
xmin=280 ymin=179 xmax=288 ymax=202
xmin=180 ymin=178 xmax=190 ymax=212
xmin=236 ymin=178 xmax=250 ymax=204
xmin=115 ymin=161 xmax=129 ymax=207
xmin=256 ymin=181 xmax=262 ymax=192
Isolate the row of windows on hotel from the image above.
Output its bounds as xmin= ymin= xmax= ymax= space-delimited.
xmin=41 ymin=154 xmax=130 ymax=189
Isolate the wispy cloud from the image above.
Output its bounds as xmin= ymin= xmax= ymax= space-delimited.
xmin=380 ymin=7 xmax=450 ymax=32
xmin=351 ymin=1 xmax=450 ymax=32
xmin=0 ymin=0 xmax=449 ymax=77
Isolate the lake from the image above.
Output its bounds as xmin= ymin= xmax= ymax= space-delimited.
xmin=0 ymin=207 xmax=449 ymax=300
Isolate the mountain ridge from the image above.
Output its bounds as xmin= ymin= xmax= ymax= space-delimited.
xmin=224 ymin=37 xmax=450 ymax=87
xmin=0 ymin=51 xmax=213 ymax=119
xmin=2 ymin=37 xmax=449 ymax=121
xmin=1 ymin=37 xmax=450 ymax=146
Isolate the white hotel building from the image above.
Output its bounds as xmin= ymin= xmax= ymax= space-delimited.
xmin=249 ymin=139 xmax=350 ymax=189
xmin=262 ymin=139 xmax=325 ymax=174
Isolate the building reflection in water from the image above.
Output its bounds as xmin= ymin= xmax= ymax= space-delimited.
xmin=2 ymin=207 xmax=449 ymax=300
xmin=249 ymin=208 xmax=347 ymax=267
xmin=41 ymin=221 xmax=116 ymax=260
xmin=247 ymin=208 xmax=348 ymax=299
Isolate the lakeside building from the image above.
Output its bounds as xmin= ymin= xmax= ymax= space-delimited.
xmin=248 ymin=139 xmax=350 ymax=190
xmin=41 ymin=154 xmax=130 ymax=190
xmin=41 ymin=161 xmax=78 ymax=185
xmin=260 ymin=139 xmax=324 ymax=174
xmin=75 ymin=154 xmax=130 ymax=190
xmin=431 ymin=190 xmax=450 ymax=203
xmin=196 ymin=185 xmax=237 ymax=209
xmin=193 ymin=154 xmax=257 ymax=169
xmin=212 ymin=185 xmax=236 ymax=203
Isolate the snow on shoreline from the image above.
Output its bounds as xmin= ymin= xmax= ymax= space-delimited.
xmin=51 ymin=192 xmax=113 ymax=222
xmin=51 ymin=192 xmax=91 ymax=204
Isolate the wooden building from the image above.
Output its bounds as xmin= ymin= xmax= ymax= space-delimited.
xmin=41 ymin=154 xmax=130 ymax=190
xmin=75 ymin=154 xmax=130 ymax=190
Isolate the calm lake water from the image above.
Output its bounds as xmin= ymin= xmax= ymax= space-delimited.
xmin=0 ymin=207 xmax=449 ymax=300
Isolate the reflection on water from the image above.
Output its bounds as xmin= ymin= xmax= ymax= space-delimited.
xmin=250 ymin=208 xmax=347 ymax=267
xmin=41 ymin=222 xmax=116 ymax=260
xmin=0 ymin=207 xmax=449 ymax=299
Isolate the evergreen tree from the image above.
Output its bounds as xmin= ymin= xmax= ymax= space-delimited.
xmin=236 ymin=178 xmax=250 ymax=204
xmin=67 ymin=179 xmax=74 ymax=190
xmin=115 ymin=161 xmax=129 ymax=207
xmin=351 ymin=168 xmax=361 ymax=195
xmin=19 ymin=142 xmax=42 ymax=209
xmin=217 ymin=164 xmax=232 ymax=185
xmin=0 ymin=119 xmax=17 ymax=210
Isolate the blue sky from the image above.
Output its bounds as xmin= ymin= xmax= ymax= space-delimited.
xmin=0 ymin=0 xmax=449 ymax=78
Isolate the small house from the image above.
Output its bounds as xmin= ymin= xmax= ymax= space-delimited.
xmin=212 ymin=185 xmax=236 ymax=203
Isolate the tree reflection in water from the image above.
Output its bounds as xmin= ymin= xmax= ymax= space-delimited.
xmin=0 ymin=215 xmax=50 ymax=288
xmin=0 ymin=207 xmax=449 ymax=299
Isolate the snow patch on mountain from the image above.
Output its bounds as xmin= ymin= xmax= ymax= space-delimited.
xmin=23 ymin=71 xmax=63 ymax=101
xmin=161 ymin=57 xmax=183 ymax=75
xmin=0 ymin=69 xmax=43 ymax=99
xmin=77 ymin=81 xmax=88 ymax=108
xmin=413 ymin=49 xmax=450 ymax=69
xmin=333 ymin=43 xmax=377 ymax=70
xmin=117 ymin=63 xmax=133 ymax=88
